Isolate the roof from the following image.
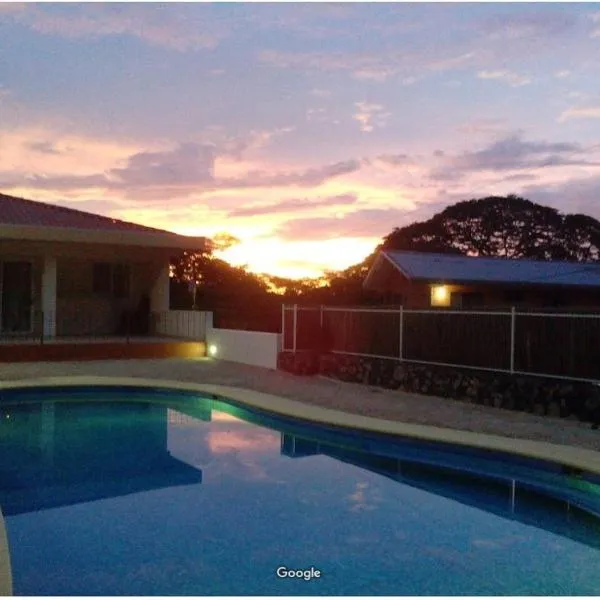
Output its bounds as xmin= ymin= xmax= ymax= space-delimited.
xmin=0 ymin=192 xmax=206 ymax=250
xmin=365 ymin=250 xmax=600 ymax=289
xmin=0 ymin=192 xmax=168 ymax=233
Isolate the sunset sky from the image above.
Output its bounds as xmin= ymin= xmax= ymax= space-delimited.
xmin=1 ymin=3 xmax=599 ymax=278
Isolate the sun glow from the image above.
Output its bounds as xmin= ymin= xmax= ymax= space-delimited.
xmin=214 ymin=236 xmax=379 ymax=279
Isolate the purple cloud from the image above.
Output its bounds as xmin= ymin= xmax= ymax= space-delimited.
xmin=228 ymin=193 xmax=358 ymax=217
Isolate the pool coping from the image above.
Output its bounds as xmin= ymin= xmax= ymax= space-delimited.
xmin=1 ymin=375 xmax=600 ymax=477
xmin=0 ymin=505 xmax=12 ymax=596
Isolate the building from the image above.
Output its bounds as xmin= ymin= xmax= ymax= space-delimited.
xmin=363 ymin=250 xmax=600 ymax=309
xmin=0 ymin=193 xmax=206 ymax=338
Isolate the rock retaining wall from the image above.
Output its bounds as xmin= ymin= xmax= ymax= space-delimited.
xmin=277 ymin=351 xmax=600 ymax=424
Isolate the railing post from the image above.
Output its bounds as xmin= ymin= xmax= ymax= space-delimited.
xmin=281 ymin=304 xmax=286 ymax=351
xmin=510 ymin=306 xmax=516 ymax=374
xmin=292 ymin=304 xmax=298 ymax=353
xmin=126 ymin=310 xmax=131 ymax=344
xmin=319 ymin=305 xmax=324 ymax=328
xmin=399 ymin=305 xmax=403 ymax=362
xmin=40 ymin=311 xmax=44 ymax=345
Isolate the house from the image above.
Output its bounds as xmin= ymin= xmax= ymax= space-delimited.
xmin=0 ymin=193 xmax=206 ymax=338
xmin=363 ymin=250 xmax=600 ymax=309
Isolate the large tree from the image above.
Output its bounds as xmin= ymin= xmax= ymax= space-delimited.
xmin=380 ymin=195 xmax=600 ymax=261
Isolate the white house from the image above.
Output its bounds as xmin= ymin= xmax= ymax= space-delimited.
xmin=0 ymin=193 xmax=206 ymax=338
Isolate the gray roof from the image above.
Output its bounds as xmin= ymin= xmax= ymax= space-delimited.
xmin=382 ymin=250 xmax=600 ymax=288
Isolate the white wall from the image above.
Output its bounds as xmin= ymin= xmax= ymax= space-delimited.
xmin=206 ymin=319 xmax=281 ymax=369
xmin=154 ymin=310 xmax=209 ymax=339
xmin=158 ymin=310 xmax=281 ymax=369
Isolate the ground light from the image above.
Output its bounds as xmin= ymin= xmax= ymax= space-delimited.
xmin=208 ymin=344 xmax=218 ymax=356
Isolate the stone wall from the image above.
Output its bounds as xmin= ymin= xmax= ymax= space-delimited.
xmin=277 ymin=351 xmax=600 ymax=425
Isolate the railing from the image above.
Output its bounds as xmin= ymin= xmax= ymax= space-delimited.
xmin=281 ymin=304 xmax=600 ymax=384
xmin=0 ymin=308 xmax=210 ymax=344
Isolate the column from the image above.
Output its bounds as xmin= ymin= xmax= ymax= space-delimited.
xmin=41 ymin=256 xmax=57 ymax=337
xmin=150 ymin=265 xmax=170 ymax=312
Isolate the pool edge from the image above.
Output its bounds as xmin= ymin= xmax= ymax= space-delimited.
xmin=0 ymin=505 xmax=12 ymax=596
xmin=1 ymin=375 xmax=600 ymax=477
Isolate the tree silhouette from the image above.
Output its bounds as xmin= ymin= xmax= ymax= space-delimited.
xmin=381 ymin=195 xmax=600 ymax=261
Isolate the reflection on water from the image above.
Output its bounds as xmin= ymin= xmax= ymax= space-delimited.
xmin=0 ymin=391 xmax=599 ymax=596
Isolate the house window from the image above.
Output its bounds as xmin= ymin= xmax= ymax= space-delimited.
xmin=504 ymin=290 xmax=524 ymax=304
xmin=461 ymin=292 xmax=484 ymax=308
xmin=430 ymin=285 xmax=451 ymax=307
xmin=93 ymin=263 xmax=130 ymax=298
xmin=92 ymin=263 xmax=112 ymax=294
xmin=113 ymin=264 xmax=130 ymax=299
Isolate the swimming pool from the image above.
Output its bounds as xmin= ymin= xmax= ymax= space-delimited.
xmin=1 ymin=384 xmax=600 ymax=595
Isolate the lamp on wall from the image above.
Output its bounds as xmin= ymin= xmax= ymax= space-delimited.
xmin=431 ymin=284 xmax=450 ymax=307
xmin=208 ymin=344 xmax=218 ymax=356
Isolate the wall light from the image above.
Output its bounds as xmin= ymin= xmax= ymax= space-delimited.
xmin=208 ymin=344 xmax=218 ymax=356
xmin=431 ymin=285 xmax=450 ymax=307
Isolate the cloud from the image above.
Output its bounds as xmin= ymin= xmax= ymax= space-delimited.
xmin=109 ymin=143 xmax=215 ymax=188
xmin=308 ymin=88 xmax=331 ymax=98
xmin=431 ymin=134 xmax=598 ymax=179
xmin=558 ymin=105 xmax=600 ymax=122
xmin=259 ymin=46 xmax=482 ymax=83
xmin=26 ymin=141 xmax=63 ymax=155
xmin=227 ymin=193 xmax=357 ymax=218
xmin=274 ymin=207 xmax=411 ymax=240
xmin=353 ymin=102 xmax=390 ymax=133
xmin=373 ymin=154 xmax=413 ymax=167
xmin=589 ymin=11 xmax=600 ymax=37
xmin=477 ymin=69 xmax=531 ymax=87
xmin=1 ymin=140 xmax=362 ymax=199
xmin=458 ymin=118 xmax=508 ymax=135
xmin=524 ymin=174 xmax=600 ymax=220
xmin=481 ymin=10 xmax=576 ymax=40
xmin=1 ymin=4 xmax=223 ymax=51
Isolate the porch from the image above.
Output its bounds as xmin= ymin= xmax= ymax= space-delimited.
xmin=0 ymin=309 xmax=210 ymax=362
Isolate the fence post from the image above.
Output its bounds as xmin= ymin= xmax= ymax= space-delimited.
xmin=320 ymin=305 xmax=324 ymax=328
xmin=510 ymin=306 xmax=516 ymax=374
xmin=281 ymin=305 xmax=286 ymax=351
xmin=399 ymin=305 xmax=403 ymax=362
xmin=292 ymin=304 xmax=298 ymax=353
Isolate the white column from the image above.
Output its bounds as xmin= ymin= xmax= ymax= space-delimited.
xmin=150 ymin=264 xmax=170 ymax=312
xmin=41 ymin=256 xmax=57 ymax=337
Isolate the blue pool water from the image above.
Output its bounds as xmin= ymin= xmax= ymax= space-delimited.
xmin=1 ymin=385 xmax=600 ymax=595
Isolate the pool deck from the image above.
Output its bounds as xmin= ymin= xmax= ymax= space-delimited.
xmin=1 ymin=357 xmax=599 ymax=469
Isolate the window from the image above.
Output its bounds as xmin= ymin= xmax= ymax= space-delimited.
xmin=113 ymin=264 xmax=130 ymax=299
xmin=461 ymin=292 xmax=484 ymax=308
xmin=504 ymin=290 xmax=524 ymax=304
xmin=92 ymin=263 xmax=130 ymax=298
xmin=92 ymin=263 xmax=111 ymax=294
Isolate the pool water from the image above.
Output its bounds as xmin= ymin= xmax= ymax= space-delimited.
xmin=1 ymin=386 xmax=600 ymax=595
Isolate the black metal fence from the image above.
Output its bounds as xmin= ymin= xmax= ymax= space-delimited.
xmin=282 ymin=304 xmax=600 ymax=383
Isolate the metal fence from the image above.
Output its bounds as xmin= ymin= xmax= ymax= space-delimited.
xmin=0 ymin=308 xmax=208 ymax=344
xmin=281 ymin=304 xmax=600 ymax=384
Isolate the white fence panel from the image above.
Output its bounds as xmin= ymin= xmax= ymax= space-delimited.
xmin=154 ymin=310 xmax=209 ymax=340
xmin=206 ymin=327 xmax=281 ymax=369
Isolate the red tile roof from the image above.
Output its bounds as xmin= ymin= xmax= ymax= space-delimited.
xmin=0 ymin=193 xmax=171 ymax=234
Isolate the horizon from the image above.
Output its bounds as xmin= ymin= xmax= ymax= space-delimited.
xmin=1 ymin=3 xmax=599 ymax=279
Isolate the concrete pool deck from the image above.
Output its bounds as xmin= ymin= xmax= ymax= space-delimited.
xmin=1 ymin=357 xmax=599 ymax=461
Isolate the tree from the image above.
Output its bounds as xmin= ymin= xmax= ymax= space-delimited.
xmin=380 ymin=195 xmax=600 ymax=261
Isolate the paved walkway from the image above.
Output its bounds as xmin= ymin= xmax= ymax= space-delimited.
xmin=1 ymin=357 xmax=599 ymax=453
